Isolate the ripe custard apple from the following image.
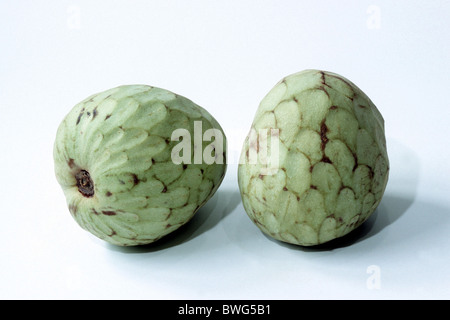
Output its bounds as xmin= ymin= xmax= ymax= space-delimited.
xmin=54 ymin=85 xmax=227 ymax=246
xmin=238 ymin=70 xmax=389 ymax=246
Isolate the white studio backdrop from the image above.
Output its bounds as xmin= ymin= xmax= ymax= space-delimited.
xmin=0 ymin=0 xmax=449 ymax=299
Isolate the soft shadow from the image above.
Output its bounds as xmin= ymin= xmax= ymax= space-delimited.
xmin=107 ymin=188 xmax=241 ymax=253
xmin=271 ymin=192 xmax=416 ymax=252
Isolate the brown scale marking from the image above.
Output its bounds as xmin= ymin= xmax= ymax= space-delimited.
xmin=368 ymin=166 xmax=374 ymax=179
xmin=161 ymin=186 xmax=167 ymax=193
xmin=309 ymin=165 xmax=314 ymax=173
xmin=67 ymin=158 xmax=76 ymax=169
xmin=109 ymin=230 xmax=117 ymax=237
xmin=91 ymin=208 xmax=99 ymax=215
xmin=105 ymin=191 xmax=112 ymax=197
xmin=316 ymin=85 xmax=330 ymax=98
xmin=330 ymin=105 xmax=338 ymax=110
xmin=320 ymin=71 xmax=332 ymax=88
xmin=321 ymin=156 xmax=332 ymax=164
xmin=338 ymin=185 xmax=355 ymax=195
xmin=76 ymin=108 xmax=85 ymax=125
xmin=320 ymin=71 xmax=326 ymax=83
xmin=352 ymin=152 xmax=359 ymax=172
xmin=102 ymin=211 xmax=116 ymax=216
xmin=132 ymin=174 xmax=139 ymax=186
xmin=283 ymin=187 xmax=288 ymax=191
xmin=105 ymin=114 xmax=111 ymax=120
xmin=320 ymin=120 xmax=329 ymax=151
xmin=165 ymin=223 xmax=172 ymax=229
xmin=258 ymin=174 xmax=264 ymax=180
xmin=326 ymin=73 xmax=355 ymax=92
xmin=183 ymin=164 xmax=188 ymax=170
xmin=310 ymin=185 xmax=317 ymax=190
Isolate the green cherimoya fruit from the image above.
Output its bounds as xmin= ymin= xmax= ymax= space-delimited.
xmin=238 ymin=70 xmax=389 ymax=246
xmin=54 ymin=85 xmax=227 ymax=246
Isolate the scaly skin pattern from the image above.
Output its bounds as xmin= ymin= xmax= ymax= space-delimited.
xmin=238 ymin=70 xmax=389 ymax=246
xmin=54 ymin=85 xmax=227 ymax=246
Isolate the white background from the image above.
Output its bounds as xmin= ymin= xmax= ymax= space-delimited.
xmin=1 ymin=0 xmax=449 ymax=300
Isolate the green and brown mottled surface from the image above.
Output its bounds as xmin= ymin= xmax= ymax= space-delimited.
xmin=54 ymin=85 xmax=227 ymax=246
xmin=238 ymin=70 xmax=389 ymax=246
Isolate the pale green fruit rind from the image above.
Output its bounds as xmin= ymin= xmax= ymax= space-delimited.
xmin=238 ymin=70 xmax=389 ymax=246
xmin=54 ymin=85 xmax=227 ymax=246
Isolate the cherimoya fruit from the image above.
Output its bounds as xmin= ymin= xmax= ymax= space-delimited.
xmin=54 ymin=85 xmax=227 ymax=246
xmin=238 ymin=70 xmax=389 ymax=246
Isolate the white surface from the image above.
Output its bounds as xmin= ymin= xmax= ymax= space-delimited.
xmin=1 ymin=0 xmax=449 ymax=299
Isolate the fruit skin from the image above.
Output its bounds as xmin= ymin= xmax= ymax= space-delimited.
xmin=54 ymin=85 xmax=227 ymax=246
xmin=238 ymin=70 xmax=389 ymax=246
